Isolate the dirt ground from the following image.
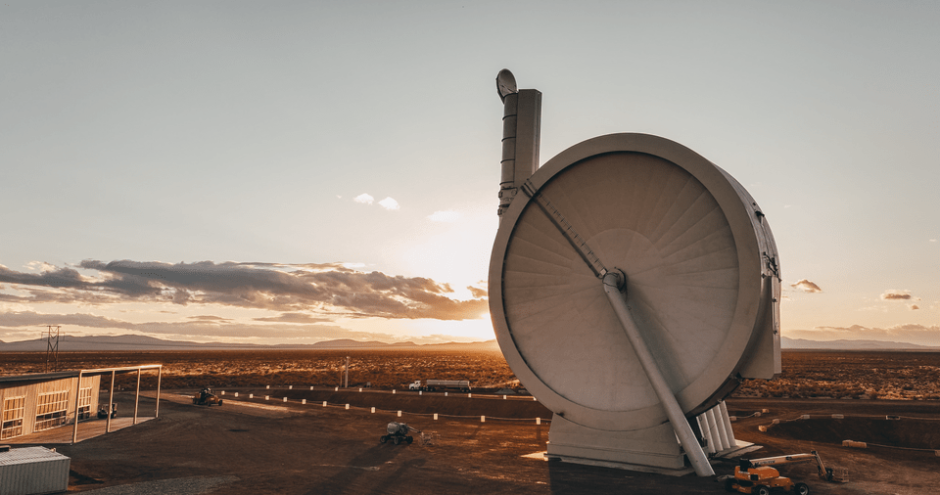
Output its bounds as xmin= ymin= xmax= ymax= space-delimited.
xmin=28 ymin=390 xmax=938 ymax=495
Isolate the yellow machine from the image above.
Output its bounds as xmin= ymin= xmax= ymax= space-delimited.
xmin=721 ymin=451 xmax=839 ymax=495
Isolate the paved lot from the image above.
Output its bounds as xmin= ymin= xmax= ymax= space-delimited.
xmin=32 ymin=392 xmax=940 ymax=495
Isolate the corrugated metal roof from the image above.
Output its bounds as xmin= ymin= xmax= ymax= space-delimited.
xmin=0 ymin=365 xmax=163 ymax=385
xmin=0 ymin=446 xmax=69 ymax=466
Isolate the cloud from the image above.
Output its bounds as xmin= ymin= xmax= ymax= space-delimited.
xmin=785 ymin=324 xmax=940 ymax=347
xmin=791 ymin=279 xmax=822 ymax=293
xmin=378 ymin=197 xmax=399 ymax=210
xmin=880 ymin=289 xmax=915 ymax=301
xmin=429 ymin=210 xmax=460 ymax=222
xmin=0 ymin=310 xmax=378 ymax=340
xmin=187 ymin=315 xmax=232 ymax=322
xmin=0 ymin=260 xmax=487 ymax=321
xmin=0 ymin=310 xmax=481 ymax=344
xmin=354 ymin=193 xmax=374 ymax=205
xmin=252 ymin=312 xmax=334 ymax=324
xmin=467 ymin=285 xmax=487 ymax=299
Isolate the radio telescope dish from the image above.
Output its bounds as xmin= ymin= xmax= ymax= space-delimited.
xmin=489 ymin=132 xmax=780 ymax=474
xmin=496 ymin=68 xmax=518 ymax=102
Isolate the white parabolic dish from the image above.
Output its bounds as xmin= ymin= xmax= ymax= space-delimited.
xmin=489 ymin=133 xmax=779 ymax=433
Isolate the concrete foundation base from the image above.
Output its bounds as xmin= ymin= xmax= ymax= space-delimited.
xmin=546 ymin=414 xmax=696 ymax=476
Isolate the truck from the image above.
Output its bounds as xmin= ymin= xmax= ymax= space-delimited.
xmin=408 ymin=379 xmax=471 ymax=392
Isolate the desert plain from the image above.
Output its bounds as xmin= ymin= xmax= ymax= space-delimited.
xmin=2 ymin=349 xmax=939 ymax=494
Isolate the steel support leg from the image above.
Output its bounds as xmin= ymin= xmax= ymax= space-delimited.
xmin=602 ymin=272 xmax=715 ymax=477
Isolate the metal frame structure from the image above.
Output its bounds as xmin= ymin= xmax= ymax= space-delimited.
xmin=44 ymin=326 xmax=60 ymax=373
xmin=70 ymin=365 xmax=163 ymax=443
xmin=0 ymin=365 xmax=162 ymax=444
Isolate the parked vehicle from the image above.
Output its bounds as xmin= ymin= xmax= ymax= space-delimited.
xmin=97 ymin=403 xmax=117 ymax=419
xmin=407 ymin=379 xmax=471 ymax=392
xmin=192 ymin=387 xmax=223 ymax=406
xmin=380 ymin=422 xmax=415 ymax=445
xmin=719 ymin=450 xmax=843 ymax=494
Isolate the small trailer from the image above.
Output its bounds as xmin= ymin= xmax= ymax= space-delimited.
xmin=408 ymin=379 xmax=471 ymax=392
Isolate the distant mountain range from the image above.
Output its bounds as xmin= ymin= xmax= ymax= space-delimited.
xmin=0 ymin=334 xmax=933 ymax=352
xmin=0 ymin=334 xmax=500 ymax=352
xmin=780 ymin=336 xmax=939 ymax=350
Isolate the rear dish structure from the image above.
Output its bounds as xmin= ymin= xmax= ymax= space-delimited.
xmin=489 ymin=133 xmax=781 ymax=473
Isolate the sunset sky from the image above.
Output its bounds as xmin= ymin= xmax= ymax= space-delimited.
xmin=1 ymin=2 xmax=937 ymax=347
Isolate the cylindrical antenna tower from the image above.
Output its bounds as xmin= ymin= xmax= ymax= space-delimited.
xmin=496 ymin=69 xmax=541 ymax=220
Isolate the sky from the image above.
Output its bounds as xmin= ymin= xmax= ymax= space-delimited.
xmin=1 ymin=1 xmax=937 ymax=347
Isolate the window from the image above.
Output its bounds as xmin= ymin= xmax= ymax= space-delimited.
xmin=78 ymin=388 xmax=93 ymax=420
xmin=35 ymin=390 xmax=70 ymax=431
xmin=2 ymin=396 xmax=25 ymax=439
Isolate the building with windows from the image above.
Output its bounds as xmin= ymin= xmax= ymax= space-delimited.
xmin=0 ymin=365 xmax=161 ymax=443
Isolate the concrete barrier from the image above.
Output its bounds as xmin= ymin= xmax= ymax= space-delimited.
xmin=322 ymin=401 xmax=327 ymax=407
xmin=310 ymin=386 xmax=314 ymax=391
xmin=289 ymin=385 xmax=293 ymax=390
xmin=283 ymin=397 xmax=287 ymax=402
xmin=832 ymin=414 xmax=844 ymax=419
xmin=433 ymin=413 xmax=438 ymax=420
xmin=345 ymin=404 xmax=349 ymax=410
xmin=234 ymin=392 xmax=239 ymax=397
xmin=302 ymin=399 xmax=306 ymax=405
xmin=801 ymin=415 xmax=810 ymax=420
xmin=265 ymin=396 xmax=269 ymax=400
xmin=481 ymin=416 xmax=485 ymax=423
xmin=371 ymin=407 xmax=375 ymax=413
xmin=266 ymin=385 xmax=270 ymax=389
xmin=843 ymin=440 xmax=867 ymax=448
xmin=397 ymin=411 xmax=401 ymax=417
xmin=249 ymin=394 xmax=253 ymax=399
xmin=221 ymin=391 xmax=225 ymax=395
xmin=536 ymin=417 xmax=541 ymax=425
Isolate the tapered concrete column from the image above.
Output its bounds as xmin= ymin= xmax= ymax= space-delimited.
xmin=719 ymin=401 xmax=736 ymax=448
xmin=706 ymin=408 xmax=724 ymax=451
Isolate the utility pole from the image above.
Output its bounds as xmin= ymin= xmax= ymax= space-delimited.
xmin=344 ymin=356 xmax=350 ymax=388
xmin=45 ymin=325 xmax=60 ymax=372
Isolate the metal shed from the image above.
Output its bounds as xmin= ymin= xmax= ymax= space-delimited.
xmin=0 ymin=446 xmax=70 ymax=495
